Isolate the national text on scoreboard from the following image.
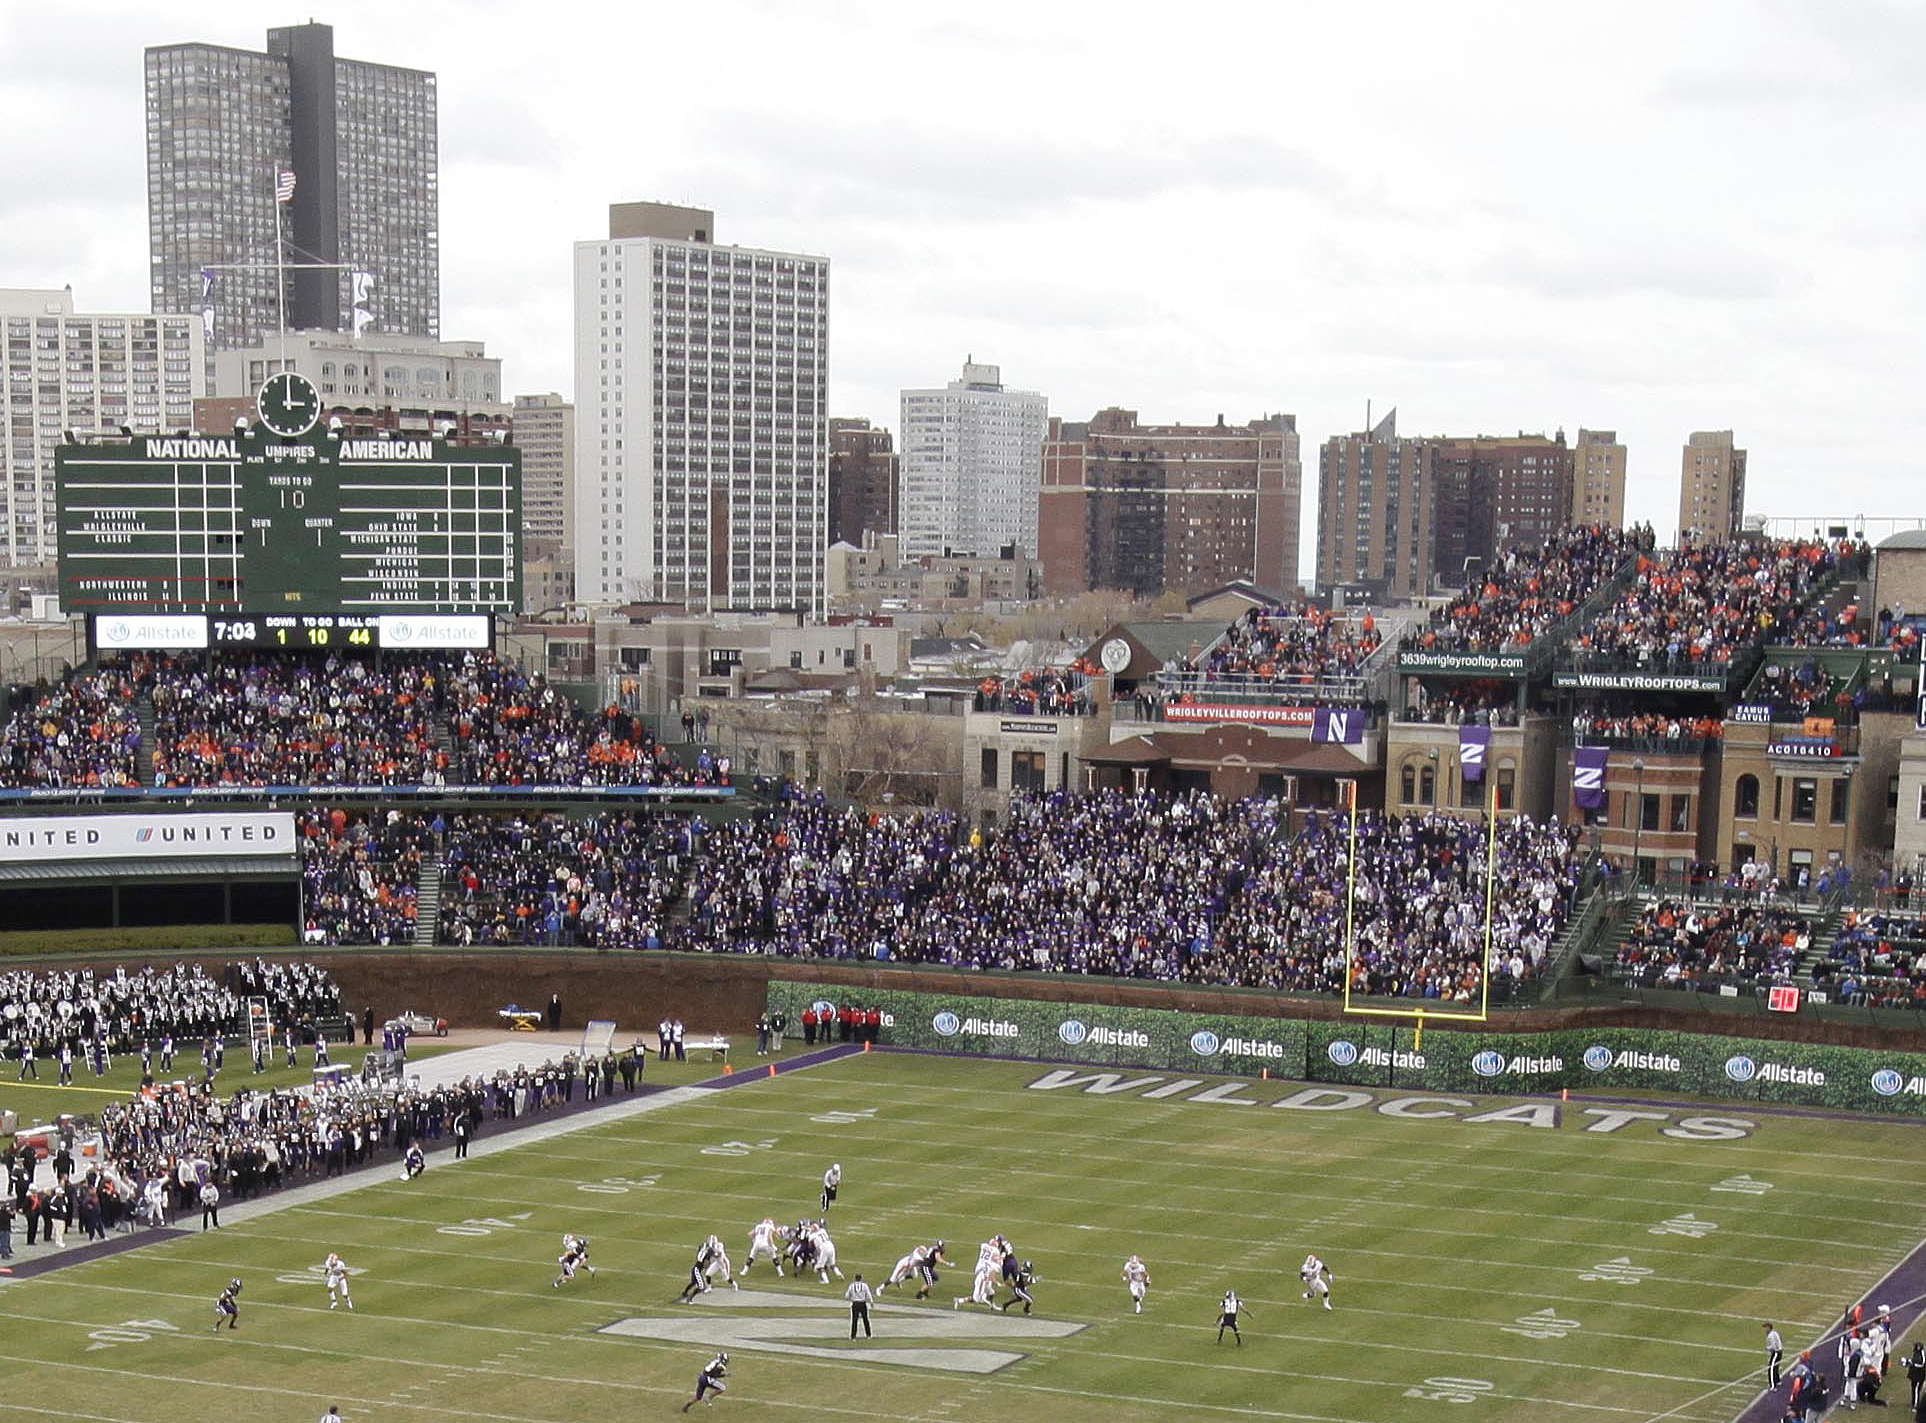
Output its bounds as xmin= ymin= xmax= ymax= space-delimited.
xmin=56 ymin=427 xmax=521 ymax=617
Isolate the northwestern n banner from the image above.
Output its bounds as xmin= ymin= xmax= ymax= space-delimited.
xmin=0 ymin=811 xmax=296 ymax=863
xmin=1312 ymin=707 xmax=1366 ymax=744
xmin=1573 ymin=745 xmax=1608 ymax=810
xmin=1459 ymin=725 xmax=1489 ymax=782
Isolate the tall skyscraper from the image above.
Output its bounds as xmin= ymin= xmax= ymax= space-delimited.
xmin=1316 ymin=409 xmax=1435 ymax=599
xmin=514 ymin=394 xmax=576 ymax=564
xmin=1038 ymin=408 xmax=1301 ymax=597
xmin=0 ymin=289 xmax=203 ymax=567
xmin=899 ymin=361 xmax=1047 ymax=560
xmin=145 ymin=22 xmax=438 ymax=358
xmin=828 ymin=418 xmax=898 ymax=548
xmin=1572 ymin=428 xmax=1627 ymax=528
xmin=572 ymin=203 xmax=828 ymax=611
xmin=1679 ymin=430 xmax=1747 ymax=541
xmin=1428 ymin=432 xmax=1574 ymax=572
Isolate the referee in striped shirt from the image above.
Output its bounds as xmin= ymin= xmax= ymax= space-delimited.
xmin=845 ymin=1274 xmax=875 ymax=1338
xmin=1763 ymin=1323 xmax=1783 ymax=1387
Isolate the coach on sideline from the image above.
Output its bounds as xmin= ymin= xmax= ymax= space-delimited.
xmin=845 ymin=1274 xmax=875 ymax=1338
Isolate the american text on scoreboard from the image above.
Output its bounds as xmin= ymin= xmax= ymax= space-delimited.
xmin=56 ymin=426 xmax=521 ymax=616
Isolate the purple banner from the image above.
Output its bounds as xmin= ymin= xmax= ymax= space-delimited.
xmin=1573 ymin=745 xmax=1609 ymax=811
xmin=1312 ymin=707 xmax=1366 ymax=744
xmin=1459 ymin=725 xmax=1489 ymax=783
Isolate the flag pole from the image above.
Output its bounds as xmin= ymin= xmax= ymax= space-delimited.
xmin=274 ymin=170 xmax=288 ymax=374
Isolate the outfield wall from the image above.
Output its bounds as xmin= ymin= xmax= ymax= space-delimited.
xmin=763 ymin=980 xmax=1926 ymax=1116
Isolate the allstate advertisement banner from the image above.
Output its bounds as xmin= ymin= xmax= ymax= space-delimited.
xmin=0 ymin=810 xmax=297 ymax=863
xmin=766 ymin=980 xmax=1926 ymax=1116
xmin=762 ymin=981 xmax=1308 ymax=1078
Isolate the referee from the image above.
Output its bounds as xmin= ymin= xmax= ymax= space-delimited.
xmin=845 ymin=1273 xmax=875 ymax=1338
xmin=1764 ymin=1323 xmax=1783 ymax=1386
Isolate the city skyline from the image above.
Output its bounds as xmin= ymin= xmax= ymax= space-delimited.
xmin=4 ymin=2 xmax=1918 ymax=581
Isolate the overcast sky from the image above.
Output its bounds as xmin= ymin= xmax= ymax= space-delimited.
xmin=3 ymin=1 xmax=1920 ymax=568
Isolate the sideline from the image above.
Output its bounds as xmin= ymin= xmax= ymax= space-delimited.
xmin=0 ymin=1042 xmax=860 ymax=1285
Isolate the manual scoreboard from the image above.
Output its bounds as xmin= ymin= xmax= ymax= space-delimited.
xmin=58 ymin=387 xmax=520 ymax=626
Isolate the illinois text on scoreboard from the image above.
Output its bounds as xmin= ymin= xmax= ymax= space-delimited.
xmin=56 ymin=427 xmax=521 ymax=616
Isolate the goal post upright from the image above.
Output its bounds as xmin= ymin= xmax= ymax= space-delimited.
xmin=1339 ymin=759 xmax=1494 ymax=1031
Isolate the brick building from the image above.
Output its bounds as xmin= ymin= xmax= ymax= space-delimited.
xmin=1038 ymin=408 xmax=1300 ymax=598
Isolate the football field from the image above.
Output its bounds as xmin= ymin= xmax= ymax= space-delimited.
xmin=3 ymin=1049 xmax=1922 ymax=1423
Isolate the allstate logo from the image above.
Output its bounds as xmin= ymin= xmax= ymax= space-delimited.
xmin=931 ymin=1011 xmax=961 ymax=1038
xmin=1189 ymin=1030 xmax=1221 ymax=1057
xmin=1470 ymin=1050 xmax=1505 ymax=1078
xmin=101 ymin=619 xmax=131 ymax=645
xmin=1326 ymin=1039 xmax=1358 ymax=1067
xmin=1872 ymin=1068 xmax=1904 ymax=1097
xmin=809 ymin=999 xmax=837 ymax=1020
xmin=1057 ymin=1019 xmax=1087 ymax=1046
xmin=387 ymin=620 xmax=415 ymax=643
xmin=1723 ymin=1054 xmax=1757 ymax=1083
xmin=1583 ymin=1045 xmax=1614 ymax=1073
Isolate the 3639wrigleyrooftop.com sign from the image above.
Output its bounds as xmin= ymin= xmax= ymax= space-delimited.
xmin=0 ymin=811 xmax=296 ymax=863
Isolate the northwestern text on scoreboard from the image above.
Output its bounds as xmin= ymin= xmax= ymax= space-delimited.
xmin=56 ymin=428 xmax=521 ymax=618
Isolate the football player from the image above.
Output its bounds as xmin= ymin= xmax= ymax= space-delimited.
xmin=1301 ymin=1254 xmax=1334 ymax=1309
xmin=212 ymin=1277 xmax=242 ymax=1331
xmin=1122 ymin=1254 xmax=1151 ymax=1313
xmin=744 ymin=1218 xmax=786 ymax=1276
xmin=681 ymin=1351 xmax=729 ymax=1411
xmin=324 ymin=1252 xmax=354 ymax=1310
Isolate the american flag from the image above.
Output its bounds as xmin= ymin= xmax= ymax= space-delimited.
xmin=275 ymin=169 xmax=297 ymax=203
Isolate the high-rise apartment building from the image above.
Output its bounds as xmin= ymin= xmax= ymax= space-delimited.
xmin=899 ymin=362 xmax=1047 ymax=560
xmin=828 ymin=417 xmax=897 ymax=548
xmin=1572 ymin=428 xmax=1627 ymax=528
xmin=0 ymin=289 xmax=203 ymax=568
xmin=1316 ymin=409 xmax=1436 ymax=599
xmin=145 ymin=22 xmax=438 ymax=358
xmin=1038 ymin=408 xmax=1301 ymax=598
xmin=1679 ymin=430 xmax=1747 ymax=541
xmin=1429 ymin=432 xmax=1574 ymax=572
xmin=514 ymin=394 xmax=575 ymax=564
xmin=572 ymin=203 xmax=828 ymax=611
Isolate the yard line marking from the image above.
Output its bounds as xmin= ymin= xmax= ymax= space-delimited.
xmin=206 ymin=1223 xmax=1789 ymax=1354
xmin=16 ymin=1267 xmax=1759 ymax=1388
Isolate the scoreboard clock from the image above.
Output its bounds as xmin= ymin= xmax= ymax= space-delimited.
xmin=57 ymin=383 xmax=521 ymax=619
xmin=257 ymin=371 xmax=322 ymax=438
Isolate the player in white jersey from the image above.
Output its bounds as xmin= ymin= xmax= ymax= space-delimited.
xmin=1301 ymin=1254 xmax=1334 ymax=1309
xmin=955 ymin=1236 xmax=1004 ymax=1309
xmin=1122 ymin=1254 xmax=1151 ymax=1313
xmin=820 ymin=1162 xmax=841 ymax=1214
xmin=884 ymin=1243 xmax=928 ymax=1293
xmin=324 ymin=1252 xmax=354 ymax=1310
xmin=805 ymin=1222 xmax=842 ymax=1283
xmin=744 ymin=1218 xmax=787 ymax=1276
xmin=702 ymin=1233 xmax=737 ymax=1290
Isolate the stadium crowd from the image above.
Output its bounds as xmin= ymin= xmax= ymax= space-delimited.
xmin=0 ymin=960 xmax=343 ymax=1055
xmin=1813 ymin=911 xmax=1926 ymax=1009
xmin=1573 ymin=536 xmax=1848 ymax=669
xmin=437 ymin=810 xmax=693 ymax=948
xmin=1195 ymin=604 xmax=1383 ymax=686
xmin=0 ymin=662 xmax=142 ymax=788
xmin=1571 ymin=709 xmax=1723 ymax=744
xmin=150 ymin=654 xmax=440 ymax=787
xmin=672 ymin=791 xmax=1582 ymax=1000
xmin=300 ymin=809 xmax=431 ymax=946
xmin=1610 ymin=899 xmax=1814 ymax=989
xmin=1409 ymin=524 xmax=1651 ymax=655
xmin=446 ymin=654 xmax=700 ymax=786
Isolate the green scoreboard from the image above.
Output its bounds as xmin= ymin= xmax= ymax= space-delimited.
xmin=57 ymin=414 xmax=521 ymax=626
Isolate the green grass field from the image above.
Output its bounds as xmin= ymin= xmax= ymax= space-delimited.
xmin=1 ymin=1049 xmax=1920 ymax=1423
